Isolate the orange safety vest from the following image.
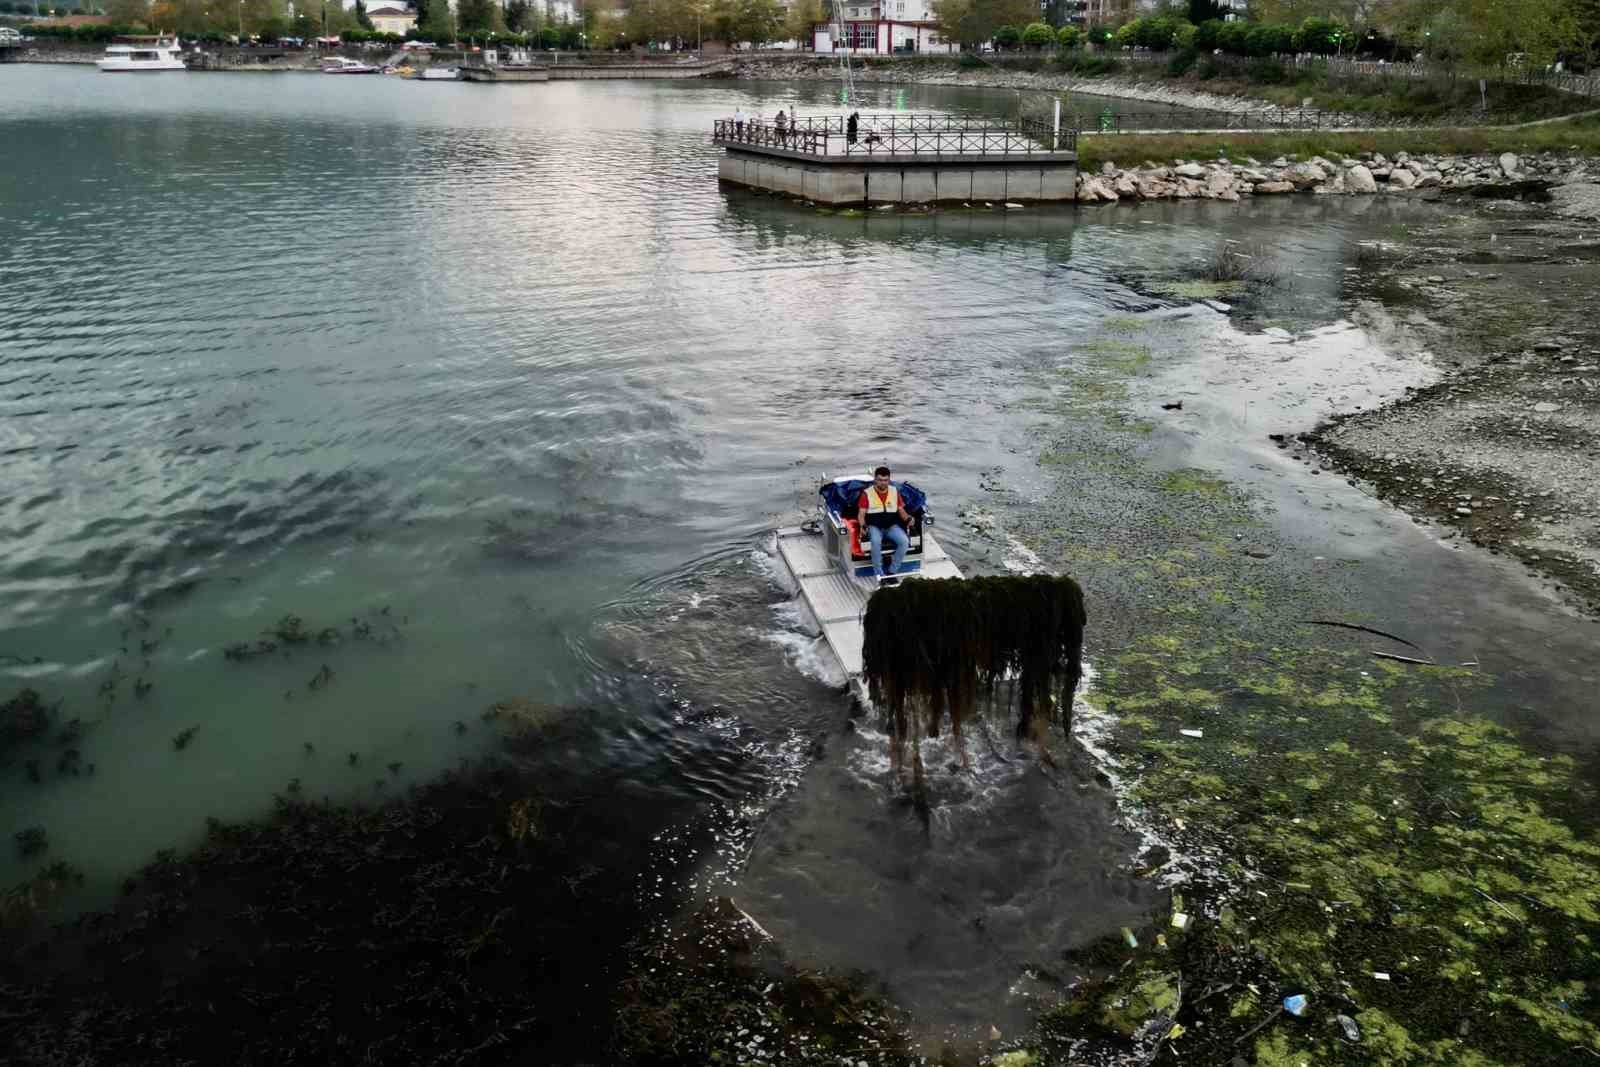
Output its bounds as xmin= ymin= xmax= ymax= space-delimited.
xmin=862 ymin=484 xmax=901 ymax=527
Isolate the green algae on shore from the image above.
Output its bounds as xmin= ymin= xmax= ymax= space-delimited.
xmin=996 ymin=309 xmax=1600 ymax=1064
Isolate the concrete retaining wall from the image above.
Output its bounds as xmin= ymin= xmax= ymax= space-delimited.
xmin=718 ymin=150 xmax=1079 ymax=205
xmin=547 ymin=63 xmax=726 ymax=79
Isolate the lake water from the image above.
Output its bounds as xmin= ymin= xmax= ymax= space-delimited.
xmin=0 ymin=64 xmax=1527 ymax=1040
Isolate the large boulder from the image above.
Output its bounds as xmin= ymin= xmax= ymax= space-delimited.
xmin=1100 ymin=161 xmax=1118 ymax=177
xmin=1204 ymin=169 xmax=1240 ymax=201
xmin=1415 ymin=171 xmax=1443 ymax=189
xmin=1112 ymin=174 xmax=1140 ymax=199
xmin=1499 ymin=152 xmax=1520 ymax=177
xmin=1175 ymin=177 xmax=1205 ymax=198
xmin=1136 ymin=176 xmax=1176 ymax=199
xmin=1254 ymin=180 xmax=1295 ymax=194
xmin=1077 ymin=175 xmax=1119 ymax=202
xmin=1173 ymin=162 xmax=1209 ymax=180
xmin=1347 ymin=164 xmax=1378 ymax=194
xmin=1287 ymin=162 xmax=1326 ymax=188
xmin=1388 ymin=168 xmax=1416 ymax=189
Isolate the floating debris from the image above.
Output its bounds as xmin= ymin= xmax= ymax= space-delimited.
xmin=172 ymin=727 xmax=199 ymax=751
xmin=1282 ymin=993 xmax=1307 ymax=1017
xmin=14 ymin=826 xmax=48 ymax=858
xmin=2 ymin=688 xmax=51 ymax=751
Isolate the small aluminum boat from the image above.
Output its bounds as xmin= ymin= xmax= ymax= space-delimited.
xmin=775 ymin=475 xmax=962 ymax=702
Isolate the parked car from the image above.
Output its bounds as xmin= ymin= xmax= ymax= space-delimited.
xmin=402 ymin=40 xmax=437 ymax=51
xmin=0 ymin=27 xmax=23 ymax=43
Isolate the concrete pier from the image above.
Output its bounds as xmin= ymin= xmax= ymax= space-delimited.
xmin=713 ymin=114 xmax=1078 ymax=206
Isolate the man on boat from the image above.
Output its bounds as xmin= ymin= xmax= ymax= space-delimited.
xmin=857 ymin=466 xmax=913 ymax=579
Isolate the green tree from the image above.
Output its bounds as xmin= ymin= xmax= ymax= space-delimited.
xmin=993 ymin=23 xmax=1019 ymax=48
xmin=419 ymin=0 xmax=453 ymax=40
xmin=103 ymin=0 xmax=148 ymax=26
xmin=931 ymin=0 xmax=1035 ymax=49
xmin=707 ymin=0 xmax=779 ymax=44
xmin=353 ymin=0 xmax=372 ymax=29
xmin=505 ymin=0 xmax=529 ymax=31
xmin=1056 ymin=23 xmax=1078 ymax=48
xmin=1021 ymin=20 xmax=1053 ymax=47
xmin=784 ymin=0 xmax=821 ymax=45
xmin=455 ymin=0 xmax=501 ymax=35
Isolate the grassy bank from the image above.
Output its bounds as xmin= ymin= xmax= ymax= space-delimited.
xmin=757 ymin=52 xmax=1592 ymax=124
xmin=1073 ymin=111 xmax=1600 ymax=170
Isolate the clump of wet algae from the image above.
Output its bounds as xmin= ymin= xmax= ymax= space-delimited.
xmin=981 ymin=315 xmax=1600 ymax=1064
xmin=862 ymin=574 xmax=1087 ymax=803
xmin=0 ymin=701 xmax=724 ymax=1065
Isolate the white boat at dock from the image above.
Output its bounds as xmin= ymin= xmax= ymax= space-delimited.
xmin=96 ymin=36 xmax=186 ymax=72
xmin=775 ymin=475 xmax=961 ymax=703
xmin=321 ymin=56 xmax=380 ymax=74
xmin=416 ymin=66 xmax=459 ymax=80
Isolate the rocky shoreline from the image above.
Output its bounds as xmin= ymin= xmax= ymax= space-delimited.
xmin=729 ymin=55 xmax=1334 ymax=121
xmin=1075 ymin=148 xmax=1594 ymax=203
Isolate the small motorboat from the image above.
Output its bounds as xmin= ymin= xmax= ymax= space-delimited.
xmin=321 ymin=56 xmax=380 ymax=74
xmin=417 ymin=66 xmax=459 ymax=80
xmin=774 ymin=474 xmax=962 ymax=702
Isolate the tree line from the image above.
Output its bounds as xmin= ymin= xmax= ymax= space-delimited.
xmin=931 ymin=0 xmax=1600 ymax=71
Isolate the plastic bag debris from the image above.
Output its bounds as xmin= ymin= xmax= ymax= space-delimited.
xmin=1171 ymin=912 xmax=1189 ymax=930
xmin=1121 ymin=927 xmax=1139 ymax=948
xmin=1372 ymin=971 xmax=1391 ymax=981
xmin=1337 ymin=1013 xmax=1362 ymax=1042
xmin=1180 ymin=728 xmax=1204 ymax=738
xmin=1282 ymin=993 xmax=1308 ymax=1016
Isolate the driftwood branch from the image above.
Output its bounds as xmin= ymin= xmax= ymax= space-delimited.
xmin=1369 ymin=650 xmax=1437 ymax=666
xmin=1296 ymin=619 xmax=1426 ymax=652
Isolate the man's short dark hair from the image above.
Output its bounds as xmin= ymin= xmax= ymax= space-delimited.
xmin=874 ymin=466 xmax=891 ymax=477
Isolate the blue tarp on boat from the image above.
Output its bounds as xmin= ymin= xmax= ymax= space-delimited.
xmin=819 ymin=479 xmax=928 ymax=519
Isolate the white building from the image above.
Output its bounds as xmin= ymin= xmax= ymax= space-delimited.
xmin=542 ymin=0 xmax=579 ymax=22
xmin=812 ymin=0 xmax=955 ymax=55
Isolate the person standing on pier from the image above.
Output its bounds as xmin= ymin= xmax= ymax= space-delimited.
xmin=734 ymin=106 xmax=745 ymax=139
xmin=775 ymin=109 xmax=787 ymax=145
xmin=857 ymin=466 xmax=913 ymax=579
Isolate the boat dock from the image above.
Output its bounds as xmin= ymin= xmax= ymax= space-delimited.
xmin=775 ymin=522 xmax=961 ymax=696
xmin=714 ymin=113 xmax=1079 ymax=206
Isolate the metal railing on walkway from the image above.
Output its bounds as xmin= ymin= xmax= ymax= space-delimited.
xmin=712 ymin=113 xmax=1077 ymax=157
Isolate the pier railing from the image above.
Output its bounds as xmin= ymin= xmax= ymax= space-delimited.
xmin=712 ymin=113 xmax=1077 ymax=157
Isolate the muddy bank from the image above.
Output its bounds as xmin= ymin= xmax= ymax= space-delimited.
xmin=1300 ymin=201 xmax=1600 ymax=615
xmin=959 ymin=253 xmax=1600 ymax=1063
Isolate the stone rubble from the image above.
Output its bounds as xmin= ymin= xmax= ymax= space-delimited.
xmin=1075 ymin=150 xmax=1591 ymax=203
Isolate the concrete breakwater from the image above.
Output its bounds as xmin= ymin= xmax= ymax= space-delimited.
xmin=1075 ymin=149 xmax=1593 ymax=203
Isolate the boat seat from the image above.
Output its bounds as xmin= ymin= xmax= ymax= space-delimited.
xmin=842 ymin=513 xmax=925 ymax=563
